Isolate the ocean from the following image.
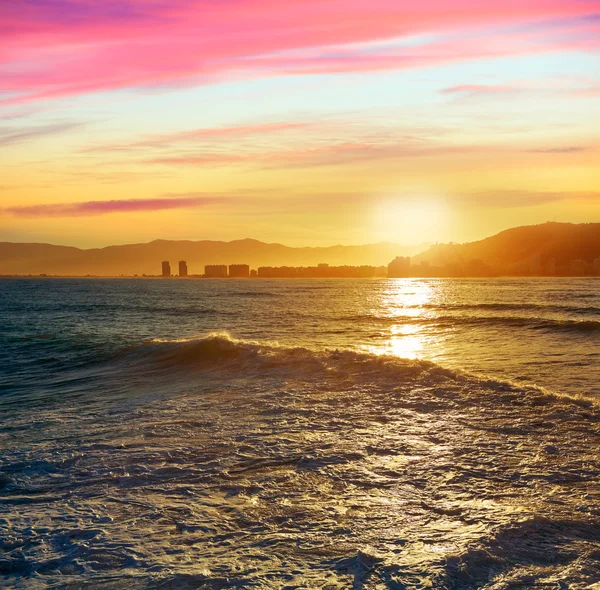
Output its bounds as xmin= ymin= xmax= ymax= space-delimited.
xmin=1 ymin=278 xmax=599 ymax=588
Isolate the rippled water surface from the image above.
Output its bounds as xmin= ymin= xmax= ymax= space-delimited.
xmin=1 ymin=278 xmax=599 ymax=588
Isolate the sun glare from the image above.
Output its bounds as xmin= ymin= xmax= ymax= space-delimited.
xmin=366 ymin=280 xmax=438 ymax=360
xmin=387 ymin=324 xmax=424 ymax=359
xmin=372 ymin=196 xmax=448 ymax=244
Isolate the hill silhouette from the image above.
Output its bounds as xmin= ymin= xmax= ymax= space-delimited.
xmin=414 ymin=222 xmax=600 ymax=274
xmin=0 ymin=238 xmax=426 ymax=276
xmin=1 ymin=223 xmax=598 ymax=276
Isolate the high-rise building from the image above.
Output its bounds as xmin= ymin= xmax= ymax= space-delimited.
xmin=205 ymin=264 xmax=228 ymax=278
xmin=570 ymin=259 xmax=585 ymax=276
xmin=161 ymin=261 xmax=171 ymax=277
xmin=178 ymin=261 xmax=188 ymax=277
xmin=228 ymin=264 xmax=250 ymax=278
xmin=544 ymin=258 xmax=556 ymax=276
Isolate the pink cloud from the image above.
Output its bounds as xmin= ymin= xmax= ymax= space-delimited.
xmin=569 ymin=86 xmax=600 ymax=97
xmin=3 ymin=195 xmax=228 ymax=217
xmin=147 ymin=140 xmax=487 ymax=169
xmin=442 ymin=80 xmax=600 ymax=99
xmin=82 ymin=121 xmax=316 ymax=152
xmin=442 ymin=84 xmax=518 ymax=94
xmin=1 ymin=0 xmax=596 ymax=105
xmin=528 ymin=146 xmax=588 ymax=153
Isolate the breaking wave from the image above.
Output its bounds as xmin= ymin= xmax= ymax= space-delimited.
xmin=3 ymin=333 xmax=597 ymax=412
xmin=91 ymin=334 xmax=594 ymax=406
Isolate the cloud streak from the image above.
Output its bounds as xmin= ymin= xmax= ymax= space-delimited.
xmin=146 ymin=141 xmax=481 ymax=169
xmin=3 ymin=195 xmax=229 ymax=217
xmin=441 ymin=84 xmax=518 ymax=96
xmin=82 ymin=121 xmax=316 ymax=153
xmin=460 ymin=190 xmax=600 ymax=208
xmin=0 ymin=121 xmax=82 ymax=145
xmin=528 ymin=146 xmax=588 ymax=153
xmin=1 ymin=1 xmax=597 ymax=105
xmin=4 ymin=188 xmax=598 ymax=222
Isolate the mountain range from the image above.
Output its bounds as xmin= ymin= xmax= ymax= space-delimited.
xmin=1 ymin=222 xmax=598 ymax=276
xmin=0 ymin=239 xmax=426 ymax=276
xmin=413 ymin=222 xmax=600 ymax=274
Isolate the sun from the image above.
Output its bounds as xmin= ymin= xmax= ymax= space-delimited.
xmin=372 ymin=195 xmax=448 ymax=244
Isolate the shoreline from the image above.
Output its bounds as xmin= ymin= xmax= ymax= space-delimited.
xmin=1 ymin=275 xmax=599 ymax=280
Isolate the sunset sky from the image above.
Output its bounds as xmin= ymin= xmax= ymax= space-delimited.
xmin=1 ymin=0 xmax=599 ymax=247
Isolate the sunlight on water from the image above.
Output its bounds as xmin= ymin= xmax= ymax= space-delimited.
xmin=386 ymin=324 xmax=424 ymax=359
xmin=1 ymin=279 xmax=600 ymax=587
xmin=373 ymin=279 xmax=435 ymax=359
xmin=381 ymin=279 xmax=434 ymax=317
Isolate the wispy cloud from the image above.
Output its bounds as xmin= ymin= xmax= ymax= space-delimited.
xmin=77 ymin=117 xmax=463 ymax=169
xmin=1 ymin=1 xmax=596 ymax=105
xmin=82 ymin=121 xmax=316 ymax=153
xmin=3 ymin=195 xmax=230 ymax=217
xmin=0 ymin=121 xmax=82 ymax=145
xmin=441 ymin=79 xmax=600 ymax=100
xmin=5 ymin=187 xmax=598 ymax=220
xmin=147 ymin=141 xmax=479 ymax=169
xmin=460 ymin=190 xmax=600 ymax=208
xmin=441 ymin=84 xmax=518 ymax=96
xmin=528 ymin=146 xmax=588 ymax=153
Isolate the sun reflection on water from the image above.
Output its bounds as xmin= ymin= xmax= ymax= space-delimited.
xmin=387 ymin=324 xmax=423 ymax=359
xmin=369 ymin=279 xmax=439 ymax=360
xmin=383 ymin=279 xmax=435 ymax=314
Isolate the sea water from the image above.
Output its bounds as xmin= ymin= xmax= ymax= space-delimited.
xmin=1 ymin=278 xmax=599 ymax=588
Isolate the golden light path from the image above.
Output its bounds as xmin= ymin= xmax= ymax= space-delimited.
xmin=387 ymin=324 xmax=424 ymax=360
xmin=367 ymin=279 xmax=439 ymax=360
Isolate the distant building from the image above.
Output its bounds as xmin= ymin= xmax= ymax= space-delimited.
xmin=258 ymin=266 xmax=297 ymax=278
xmin=570 ymin=259 xmax=585 ymax=276
xmin=205 ymin=264 xmax=227 ymax=278
xmin=257 ymin=265 xmax=386 ymax=278
xmin=178 ymin=261 xmax=188 ymax=277
xmin=315 ymin=263 xmax=330 ymax=277
xmin=229 ymin=264 xmax=250 ymax=278
xmin=161 ymin=261 xmax=171 ymax=277
xmin=544 ymin=258 xmax=556 ymax=276
xmin=594 ymin=258 xmax=600 ymax=276
xmin=387 ymin=256 xmax=411 ymax=278
xmin=250 ymin=269 xmax=258 ymax=278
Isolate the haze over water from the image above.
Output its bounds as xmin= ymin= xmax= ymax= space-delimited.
xmin=1 ymin=278 xmax=599 ymax=588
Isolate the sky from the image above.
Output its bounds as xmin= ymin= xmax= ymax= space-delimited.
xmin=1 ymin=0 xmax=599 ymax=247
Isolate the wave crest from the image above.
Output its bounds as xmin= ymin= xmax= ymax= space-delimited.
xmin=105 ymin=333 xmax=596 ymax=408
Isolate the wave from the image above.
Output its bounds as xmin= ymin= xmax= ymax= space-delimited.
xmin=2 ymin=333 xmax=597 ymax=409
xmin=434 ymin=315 xmax=600 ymax=333
xmin=100 ymin=334 xmax=596 ymax=406
xmin=222 ymin=290 xmax=278 ymax=298
xmin=8 ymin=303 xmax=226 ymax=316
xmin=339 ymin=313 xmax=600 ymax=334
xmin=420 ymin=302 xmax=600 ymax=314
